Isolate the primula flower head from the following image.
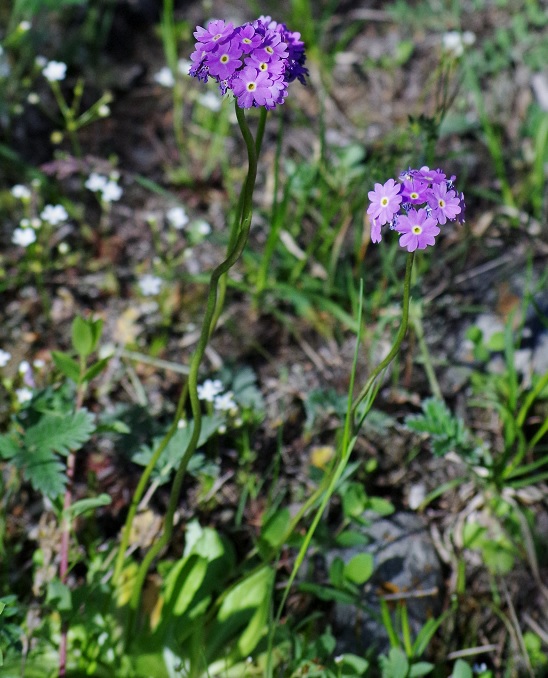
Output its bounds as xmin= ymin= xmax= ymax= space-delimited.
xmin=189 ymin=16 xmax=308 ymax=109
xmin=367 ymin=166 xmax=464 ymax=250
xmin=395 ymin=208 xmax=440 ymax=252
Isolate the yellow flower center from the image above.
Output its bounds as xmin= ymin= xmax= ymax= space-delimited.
xmin=266 ymin=46 xmax=274 ymax=54
xmin=438 ymin=199 xmax=446 ymax=208
xmin=412 ymin=225 xmax=422 ymax=234
xmin=221 ymin=55 xmax=229 ymax=63
xmin=410 ymin=192 xmax=419 ymax=200
xmin=246 ymin=82 xmax=257 ymax=91
xmin=381 ymin=197 xmax=389 ymax=207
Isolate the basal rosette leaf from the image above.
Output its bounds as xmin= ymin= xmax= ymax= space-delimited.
xmin=24 ymin=409 xmax=95 ymax=457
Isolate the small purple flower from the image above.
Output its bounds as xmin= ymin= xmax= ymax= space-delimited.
xmin=395 ymin=208 xmax=440 ymax=252
xmin=457 ymin=191 xmax=466 ymax=223
xmin=232 ymin=66 xmax=273 ymax=108
xmin=371 ymin=218 xmax=382 ymax=243
xmin=416 ymin=166 xmax=446 ymax=184
xmin=367 ymin=179 xmax=403 ymax=226
xmin=236 ymin=24 xmax=262 ymax=52
xmin=206 ymin=40 xmax=243 ymax=80
xmin=248 ymin=33 xmax=289 ymax=64
xmin=427 ymin=182 xmax=461 ymax=224
xmin=401 ymin=178 xmax=429 ymax=205
xmin=194 ymin=20 xmax=235 ymax=51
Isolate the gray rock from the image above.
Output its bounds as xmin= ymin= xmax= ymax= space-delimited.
xmin=325 ymin=512 xmax=443 ymax=655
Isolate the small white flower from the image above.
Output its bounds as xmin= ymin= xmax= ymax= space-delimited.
xmin=154 ymin=66 xmax=175 ymax=88
xmin=12 ymin=228 xmax=36 ymax=247
xmin=197 ymin=91 xmax=222 ymax=112
xmin=18 ymin=21 xmax=31 ymax=31
xmin=85 ymin=172 xmax=108 ymax=192
xmin=441 ymin=31 xmax=476 ymax=58
xmin=30 ymin=218 xmax=42 ymax=230
xmin=27 ymin=92 xmax=40 ymax=104
xmin=197 ymin=379 xmax=223 ymax=402
xmin=0 ymin=349 xmax=12 ymax=367
xmin=42 ymin=60 xmax=67 ymax=82
xmin=11 ymin=184 xmax=31 ymax=200
xmin=178 ymin=59 xmax=192 ymax=75
xmin=33 ymin=359 xmax=45 ymax=369
xmin=193 ymin=219 xmax=212 ymax=236
xmin=100 ymin=180 xmax=123 ymax=202
xmin=166 ymin=206 xmax=189 ymax=230
xmin=217 ymin=423 xmax=227 ymax=434
xmin=16 ymin=387 xmax=33 ymax=403
xmin=18 ymin=360 xmax=31 ymax=375
xmin=214 ymin=391 xmax=237 ymax=413
xmin=40 ymin=204 xmax=68 ymax=225
xmin=98 ymin=104 xmax=110 ymax=117
xmin=35 ymin=55 xmax=47 ymax=67
xmin=138 ymin=274 xmax=163 ymax=296
xmin=58 ymin=242 xmax=69 ymax=254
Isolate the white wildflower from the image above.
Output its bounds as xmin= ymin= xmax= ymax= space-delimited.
xmin=166 ymin=206 xmax=189 ymax=230
xmin=154 ymin=66 xmax=175 ymax=88
xmin=197 ymin=379 xmax=223 ymax=402
xmin=441 ymin=31 xmax=476 ymax=58
xmin=12 ymin=228 xmax=36 ymax=247
xmin=35 ymin=55 xmax=47 ymax=68
xmin=193 ymin=219 xmax=212 ymax=236
xmin=0 ymin=350 xmax=12 ymax=367
xmin=18 ymin=21 xmax=31 ymax=32
xmin=40 ymin=204 xmax=68 ymax=225
xmin=58 ymin=242 xmax=69 ymax=254
xmin=27 ymin=92 xmax=40 ymax=104
xmin=11 ymin=184 xmax=31 ymax=200
xmin=178 ymin=59 xmax=192 ymax=75
xmin=198 ymin=91 xmax=222 ymax=112
xmin=214 ymin=391 xmax=237 ymax=413
xmin=16 ymin=387 xmax=33 ymax=403
xmin=138 ymin=274 xmax=162 ymax=296
xmin=85 ymin=172 xmax=108 ymax=192
xmin=100 ymin=180 xmax=123 ymax=202
xmin=42 ymin=60 xmax=67 ymax=82
xmin=33 ymin=359 xmax=45 ymax=369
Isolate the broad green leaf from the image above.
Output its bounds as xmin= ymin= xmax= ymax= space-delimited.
xmin=207 ymin=565 xmax=274 ymax=662
xmin=51 ymin=351 xmax=80 ymax=383
xmin=344 ymin=553 xmax=374 ymax=585
xmin=71 ymin=316 xmax=94 ymax=358
xmin=451 ymin=660 xmax=473 ymax=678
xmin=46 ymin=579 xmax=72 ymax=612
xmin=329 ymin=556 xmax=345 ymax=588
xmin=409 ymin=661 xmax=434 ymax=677
xmin=25 ymin=410 xmax=95 ymax=457
xmin=368 ymin=496 xmax=395 ymax=516
xmin=65 ymin=493 xmax=111 ymax=519
xmin=342 ymin=482 xmax=367 ymax=518
xmin=380 ymin=647 xmax=409 ymax=678
xmin=337 ymin=654 xmax=369 ymax=675
xmin=335 ymin=530 xmax=369 ymax=548
xmin=82 ymin=357 xmax=110 ymax=383
xmin=259 ymin=508 xmax=290 ymax=554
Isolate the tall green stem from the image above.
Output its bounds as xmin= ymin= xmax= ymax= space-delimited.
xmin=118 ymin=103 xmax=264 ymax=636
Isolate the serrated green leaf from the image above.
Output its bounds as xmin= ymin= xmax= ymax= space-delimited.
xmin=0 ymin=434 xmax=21 ymax=460
xmin=25 ymin=410 xmax=95 ymax=457
xmin=19 ymin=446 xmax=66 ymax=499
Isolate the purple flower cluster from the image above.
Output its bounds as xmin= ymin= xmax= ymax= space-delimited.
xmin=189 ymin=16 xmax=308 ymax=109
xmin=367 ymin=166 xmax=465 ymax=252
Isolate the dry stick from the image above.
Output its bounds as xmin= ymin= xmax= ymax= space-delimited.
xmin=58 ymin=380 xmax=86 ymax=677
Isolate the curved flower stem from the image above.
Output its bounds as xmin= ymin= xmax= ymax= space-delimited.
xmin=351 ymin=251 xmax=415 ymax=430
xmin=122 ymin=103 xmax=263 ymax=637
xmin=266 ymin=256 xmax=415 ymax=676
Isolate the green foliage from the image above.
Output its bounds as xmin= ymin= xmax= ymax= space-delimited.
xmin=0 ymin=408 xmax=95 ymax=499
xmin=379 ymin=647 xmax=434 ymax=677
xmin=404 ymin=397 xmax=482 ymax=460
xmin=0 ymin=596 xmax=22 ymax=666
